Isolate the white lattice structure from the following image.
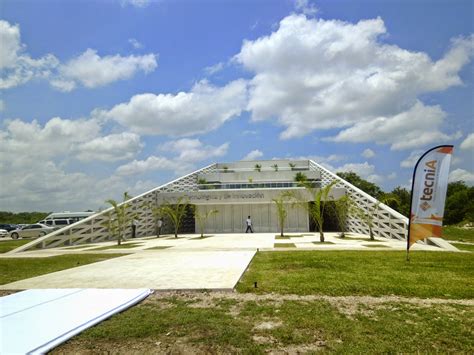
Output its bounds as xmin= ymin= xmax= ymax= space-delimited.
xmin=10 ymin=164 xmax=216 ymax=253
xmin=9 ymin=160 xmax=408 ymax=253
xmin=309 ymin=160 xmax=408 ymax=240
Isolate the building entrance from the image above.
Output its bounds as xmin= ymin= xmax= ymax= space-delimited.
xmin=195 ymin=203 xmax=309 ymax=233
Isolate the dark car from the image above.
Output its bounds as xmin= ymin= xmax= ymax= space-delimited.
xmin=0 ymin=224 xmax=18 ymax=232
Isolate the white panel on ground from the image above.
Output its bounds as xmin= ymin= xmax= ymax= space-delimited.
xmin=0 ymin=288 xmax=151 ymax=354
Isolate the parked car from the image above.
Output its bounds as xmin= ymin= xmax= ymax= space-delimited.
xmin=38 ymin=218 xmax=73 ymax=230
xmin=0 ymin=224 xmax=19 ymax=232
xmin=9 ymin=224 xmax=54 ymax=239
xmin=0 ymin=229 xmax=8 ymax=238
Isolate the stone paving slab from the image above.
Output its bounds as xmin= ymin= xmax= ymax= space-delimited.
xmin=0 ymin=250 xmax=256 ymax=290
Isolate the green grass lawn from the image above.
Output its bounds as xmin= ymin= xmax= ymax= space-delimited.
xmin=452 ymin=243 xmax=474 ymax=252
xmin=54 ymin=293 xmax=473 ymax=354
xmin=442 ymin=226 xmax=474 ymax=242
xmin=274 ymin=243 xmax=296 ymax=248
xmin=237 ymin=250 xmax=474 ymax=299
xmin=0 ymin=239 xmax=32 ymax=253
xmin=0 ymin=254 xmax=123 ymax=285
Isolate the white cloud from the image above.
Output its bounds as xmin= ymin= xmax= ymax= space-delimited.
xmin=295 ymin=0 xmax=318 ymax=16
xmin=362 ymin=148 xmax=375 ymax=159
xmin=204 ymin=62 xmax=225 ymax=75
xmin=116 ymin=156 xmax=181 ymax=176
xmin=460 ymin=133 xmax=474 ymax=150
xmin=121 ymin=0 xmax=151 ymax=8
xmin=105 ymin=79 xmax=248 ymax=136
xmin=0 ymin=20 xmax=157 ymax=91
xmin=235 ymin=15 xmax=473 ymax=144
xmin=117 ymin=138 xmax=229 ymax=176
xmin=128 ymin=38 xmax=144 ymax=49
xmin=387 ymin=172 xmax=397 ymax=180
xmin=449 ymin=168 xmax=474 ymax=185
xmin=400 ymin=150 xmax=424 ymax=168
xmin=242 ymin=149 xmax=263 ymax=161
xmin=0 ymin=117 xmax=101 ymax=161
xmin=331 ymin=101 xmax=461 ymax=150
xmin=333 ymin=161 xmax=383 ymax=184
xmin=52 ymin=49 xmax=157 ymax=91
xmin=77 ymin=132 xmax=143 ymax=162
xmin=0 ymin=20 xmax=59 ymax=89
xmin=160 ymin=138 xmax=229 ymax=162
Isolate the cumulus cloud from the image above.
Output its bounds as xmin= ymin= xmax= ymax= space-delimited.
xmin=117 ymin=138 xmax=229 ymax=176
xmin=0 ymin=117 xmax=101 ymax=161
xmin=77 ymin=132 xmax=143 ymax=162
xmin=295 ymin=0 xmax=318 ymax=16
xmin=362 ymin=148 xmax=375 ymax=159
xmin=235 ymin=15 xmax=473 ymax=146
xmin=331 ymin=101 xmax=461 ymax=150
xmin=0 ymin=115 xmax=147 ymax=211
xmin=0 ymin=20 xmax=59 ymax=89
xmin=333 ymin=161 xmax=384 ymax=184
xmin=160 ymin=138 xmax=229 ymax=162
xmin=449 ymin=168 xmax=474 ymax=185
xmin=0 ymin=20 xmax=157 ymax=91
xmin=400 ymin=150 xmax=424 ymax=168
xmin=242 ymin=149 xmax=263 ymax=161
xmin=51 ymin=49 xmax=157 ymax=91
xmin=105 ymin=79 xmax=248 ymax=136
xmin=460 ymin=133 xmax=474 ymax=150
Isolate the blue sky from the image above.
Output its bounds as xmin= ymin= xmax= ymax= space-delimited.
xmin=0 ymin=0 xmax=473 ymax=212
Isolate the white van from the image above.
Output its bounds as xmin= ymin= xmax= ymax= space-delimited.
xmin=39 ymin=219 xmax=73 ymax=229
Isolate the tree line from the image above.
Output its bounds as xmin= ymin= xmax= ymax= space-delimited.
xmin=336 ymin=172 xmax=473 ymax=225
xmin=0 ymin=211 xmax=49 ymax=224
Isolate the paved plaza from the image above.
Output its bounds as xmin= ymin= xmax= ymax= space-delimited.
xmin=0 ymin=232 xmax=455 ymax=290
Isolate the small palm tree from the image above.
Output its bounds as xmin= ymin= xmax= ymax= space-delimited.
xmin=301 ymin=181 xmax=337 ymax=242
xmin=160 ymin=197 xmax=189 ymax=238
xmin=105 ymin=192 xmax=136 ymax=245
xmin=331 ymin=194 xmax=353 ymax=238
xmin=355 ymin=195 xmax=400 ymax=240
xmin=272 ymin=191 xmax=296 ymax=237
xmin=272 ymin=164 xmax=279 ymax=172
xmin=289 ymin=163 xmax=296 ymax=171
xmin=194 ymin=208 xmax=218 ymax=238
xmin=254 ymin=164 xmax=262 ymax=172
xmin=294 ymin=172 xmax=308 ymax=187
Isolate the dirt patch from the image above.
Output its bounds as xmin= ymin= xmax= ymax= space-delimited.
xmin=254 ymin=320 xmax=283 ymax=330
xmin=149 ymin=291 xmax=474 ymax=307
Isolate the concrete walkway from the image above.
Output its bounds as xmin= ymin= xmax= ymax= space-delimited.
xmin=0 ymin=249 xmax=255 ymax=290
xmin=0 ymin=232 xmax=455 ymax=290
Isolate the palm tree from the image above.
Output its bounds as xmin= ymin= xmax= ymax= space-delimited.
xmin=354 ymin=195 xmax=400 ymax=240
xmin=302 ymin=181 xmax=337 ymax=242
xmin=294 ymin=172 xmax=308 ymax=187
xmin=194 ymin=207 xmax=218 ymax=238
xmin=105 ymin=192 xmax=135 ymax=245
xmin=272 ymin=191 xmax=296 ymax=237
xmin=254 ymin=164 xmax=262 ymax=172
xmin=331 ymin=194 xmax=353 ymax=238
xmin=160 ymin=196 xmax=189 ymax=238
xmin=272 ymin=164 xmax=279 ymax=172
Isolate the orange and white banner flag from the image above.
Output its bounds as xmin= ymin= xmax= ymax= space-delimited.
xmin=408 ymin=145 xmax=453 ymax=249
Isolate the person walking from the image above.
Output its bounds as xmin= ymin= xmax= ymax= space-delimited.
xmin=131 ymin=219 xmax=137 ymax=238
xmin=157 ymin=218 xmax=163 ymax=238
xmin=245 ymin=215 xmax=253 ymax=233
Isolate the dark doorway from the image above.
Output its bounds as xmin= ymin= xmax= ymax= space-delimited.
xmin=308 ymin=202 xmax=338 ymax=232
